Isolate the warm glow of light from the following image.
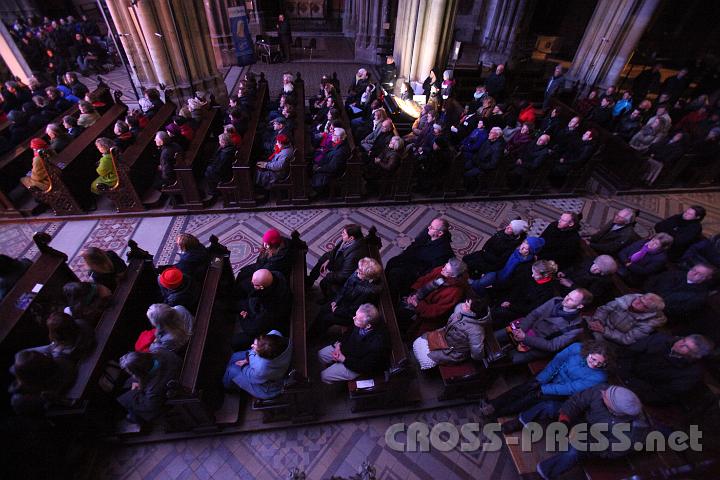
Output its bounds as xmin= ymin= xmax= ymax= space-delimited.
xmin=394 ymin=96 xmax=421 ymax=118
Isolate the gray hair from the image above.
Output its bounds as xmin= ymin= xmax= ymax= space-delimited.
xmin=357 ymin=303 xmax=380 ymax=326
xmin=594 ymin=255 xmax=618 ymax=274
xmin=155 ymin=131 xmax=170 ymax=143
xmin=45 ymin=123 xmax=64 ymax=137
xmin=618 ymin=208 xmax=636 ymax=223
xmin=218 ymin=132 xmax=232 ymax=147
xmin=490 ymin=127 xmax=503 ymax=136
xmin=445 ymin=258 xmax=467 ymax=278
xmin=95 ymin=137 xmax=115 ymax=150
xmin=685 ymin=334 xmax=715 ymax=359
xmin=333 ymin=127 xmax=347 ymax=140
xmin=391 ymin=136 xmax=404 ymax=151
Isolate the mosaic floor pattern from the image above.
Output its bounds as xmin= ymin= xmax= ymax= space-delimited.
xmin=4 ymin=193 xmax=720 ymax=480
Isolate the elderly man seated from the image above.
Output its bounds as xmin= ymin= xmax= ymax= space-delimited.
xmin=311 ymin=127 xmax=350 ymax=198
xmin=232 ymin=269 xmax=292 ymax=350
xmin=396 ymin=258 xmax=469 ymax=334
xmin=317 ymin=303 xmax=389 ymax=383
xmin=587 ymin=293 xmax=666 ymax=347
xmin=617 ymin=332 xmax=714 ymax=405
xmin=644 ymin=263 xmax=714 ymax=322
xmin=587 ymin=208 xmax=640 ymax=255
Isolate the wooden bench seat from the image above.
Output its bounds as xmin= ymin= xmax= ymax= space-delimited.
xmin=0 ymin=85 xmax=113 ymax=217
xmin=0 ymin=233 xmax=79 ymax=406
xmin=272 ymin=74 xmax=309 ymax=205
xmin=165 ymin=236 xmax=235 ymax=432
xmin=47 ymin=240 xmax=159 ymax=423
xmin=163 ymin=108 xmax=221 ymax=210
xmin=218 ymin=75 xmax=268 ymax=208
xmin=251 ymin=231 xmax=314 ymax=423
xmin=104 ymin=101 xmax=176 ymax=212
xmin=347 ymin=227 xmax=414 ymax=412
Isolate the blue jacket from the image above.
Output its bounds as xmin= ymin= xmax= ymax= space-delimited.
xmin=460 ymin=128 xmax=488 ymax=157
xmin=226 ymin=330 xmax=292 ymax=399
xmin=536 ymin=342 xmax=607 ymax=396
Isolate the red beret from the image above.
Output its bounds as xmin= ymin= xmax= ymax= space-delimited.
xmin=262 ymin=228 xmax=281 ymax=246
xmin=30 ymin=138 xmax=48 ymax=150
xmin=276 ymin=134 xmax=289 ymax=145
xmin=159 ymin=267 xmax=183 ymax=289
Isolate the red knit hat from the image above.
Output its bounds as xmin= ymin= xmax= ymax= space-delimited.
xmin=262 ymin=228 xmax=281 ymax=247
xmin=30 ymin=138 xmax=48 ymax=150
xmin=276 ymin=134 xmax=289 ymax=145
xmin=159 ymin=267 xmax=183 ymax=289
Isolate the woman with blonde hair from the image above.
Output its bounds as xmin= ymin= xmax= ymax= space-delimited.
xmin=617 ymin=232 xmax=674 ymax=286
xmin=311 ymin=257 xmax=383 ymax=337
xmin=81 ymin=246 xmax=127 ymax=291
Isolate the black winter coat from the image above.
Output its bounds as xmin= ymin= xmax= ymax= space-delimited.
xmin=654 ymin=214 xmax=702 ymax=260
xmin=159 ymin=276 xmax=201 ymax=312
xmin=539 ymin=222 xmax=581 ymax=269
xmin=463 ymin=230 xmax=523 ymax=278
xmin=339 ymin=325 xmax=390 ymax=375
xmin=319 ymin=238 xmax=369 ymax=289
xmin=644 ymin=269 xmax=709 ymax=319
xmin=312 ymin=140 xmax=350 ymax=188
xmin=619 ymin=333 xmax=704 ymax=405
xmin=558 ymin=259 xmax=614 ymax=305
xmin=241 ymin=271 xmax=292 ymax=337
xmin=588 ymin=222 xmax=639 ymax=255
xmin=333 ymin=272 xmax=382 ymax=318
xmin=175 ymin=245 xmax=210 ymax=282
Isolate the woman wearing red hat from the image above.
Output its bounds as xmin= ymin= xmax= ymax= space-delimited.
xmin=235 ymin=228 xmax=291 ymax=294
xmin=158 ymin=266 xmax=201 ymax=312
xmin=255 ymin=133 xmax=293 ymax=190
xmin=20 ymin=137 xmax=53 ymax=191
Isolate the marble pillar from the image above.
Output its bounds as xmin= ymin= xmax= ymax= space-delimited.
xmin=567 ymin=0 xmax=662 ymax=91
xmin=392 ymin=0 xmax=458 ymax=83
xmin=203 ymin=0 xmax=235 ymax=68
xmin=349 ymin=0 xmax=387 ymax=64
xmin=476 ymin=0 xmax=536 ymax=66
xmin=0 ymin=21 xmax=32 ymax=82
xmin=102 ymin=0 xmax=228 ymax=105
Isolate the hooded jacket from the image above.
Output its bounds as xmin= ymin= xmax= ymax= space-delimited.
xmin=426 ymin=302 xmax=489 ymax=364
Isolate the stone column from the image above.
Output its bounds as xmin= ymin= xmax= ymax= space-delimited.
xmin=476 ymin=0 xmax=536 ymax=66
xmin=0 ymin=21 xmax=32 ymax=82
xmin=567 ymin=0 xmax=662 ymax=91
xmin=203 ymin=0 xmax=234 ymax=68
xmin=392 ymin=0 xmax=458 ymax=83
xmin=103 ymin=0 xmax=228 ymax=105
xmin=352 ymin=0 xmax=386 ymax=64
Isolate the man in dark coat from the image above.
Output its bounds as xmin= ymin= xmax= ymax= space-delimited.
xmin=307 ymin=224 xmax=369 ymax=299
xmin=485 ymin=64 xmax=506 ymax=101
xmin=644 ymin=264 xmax=714 ymax=321
xmin=654 ymin=206 xmax=705 ymax=260
xmin=585 ymin=97 xmax=614 ymax=130
xmin=232 ymin=269 xmax=292 ymax=350
xmin=380 ymin=55 xmax=398 ymax=90
xmin=617 ymin=332 xmax=714 ymax=405
xmin=311 ymin=127 xmax=350 ymax=195
xmin=558 ymin=255 xmax=618 ymax=306
xmin=277 ymin=14 xmax=292 ymax=62
xmin=464 ymin=126 xmax=504 ymax=192
xmin=539 ymin=212 xmax=582 ymax=269
xmin=204 ymin=133 xmax=237 ymax=195
xmin=550 ymin=116 xmax=581 ymax=158
xmin=543 ymin=65 xmax=565 ymax=109
xmin=660 ymin=68 xmax=689 ymax=103
xmin=463 ymin=219 xmax=527 ymax=278
xmin=549 ymin=129 xmax=598 ymax=187
xmin=386 ymin=218 xmax=454 ymax=299
xmin=154 ymin=131 xmax=182 ymax=188
xmin=317 ymin=303 xmax=390 ymax=383
xmin=506 ymin=134 xmax=551 ymax=191
xmin=537 ymin=385 xmax=646 ymax=479
xmin=587 ymin=208 xmax=640 ymax=255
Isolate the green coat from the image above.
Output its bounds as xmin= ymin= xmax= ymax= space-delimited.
xmin=91 ymin=152 xmax=118 ymax=193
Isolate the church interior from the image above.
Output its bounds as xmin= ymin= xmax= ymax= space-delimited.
xmin=1 ymin=0 xmax=720 ymax=479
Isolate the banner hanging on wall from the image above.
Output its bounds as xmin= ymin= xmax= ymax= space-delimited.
xmin=229 ymin=6 xmax=256 ymax=66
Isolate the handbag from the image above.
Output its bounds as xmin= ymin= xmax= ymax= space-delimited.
xmin=134 ymin=328 xmax=156 ymax=352
xmin=426 ymin=329 xmax=449 ymax=351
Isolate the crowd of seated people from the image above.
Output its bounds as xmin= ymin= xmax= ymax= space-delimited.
xmin=3 ymin=203 xmax=720 ymax=477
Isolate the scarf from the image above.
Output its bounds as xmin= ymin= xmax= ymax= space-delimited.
xmin=268 ymin=143 xmax=282 ymax=161
xmin=628 ymin=242 xmax=651 ymax=264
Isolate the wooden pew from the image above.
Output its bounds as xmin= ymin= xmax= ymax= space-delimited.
xmin=251 ymin=231 xmax=315 ymax=422
xmin=218 ymin=76 xmax=269 ymax=208
xmin=165 ymin=236 xmax=236 ymax=432
xmin=268 ymin=74 xmax=309 ymax=205
xmin=43 ymin=92 xmax=128 ymax=211
xmin=0 ymin=233 xmax=79 ymax=406
xmin=102 ymin=101 xmax=176 ymax=212
xmin=0 ymin=85 xmax=113 ymax=217
xmin=46 ymin=240 xmax=160 ymax=422
xmin=162 ymin=108 xmax=220 ymax=210
xmin=328 ymin=85 xmax=363 ymax=203
xmin=347 ymin=227 xmax=414 ymax=412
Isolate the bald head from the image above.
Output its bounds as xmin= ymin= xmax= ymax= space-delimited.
xmin=251 ymin=269 xmax=274 ymax=290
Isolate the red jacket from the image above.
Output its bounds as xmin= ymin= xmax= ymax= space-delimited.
xmin=411 ymin=266 xmax=467 ymax=327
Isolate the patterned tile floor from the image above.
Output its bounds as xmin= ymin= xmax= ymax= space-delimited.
xmin=3 ymin=193 xmax=720 ymax=480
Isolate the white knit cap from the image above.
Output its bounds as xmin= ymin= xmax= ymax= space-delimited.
xmin=509 ymin=219 xmax=529 ymax=235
